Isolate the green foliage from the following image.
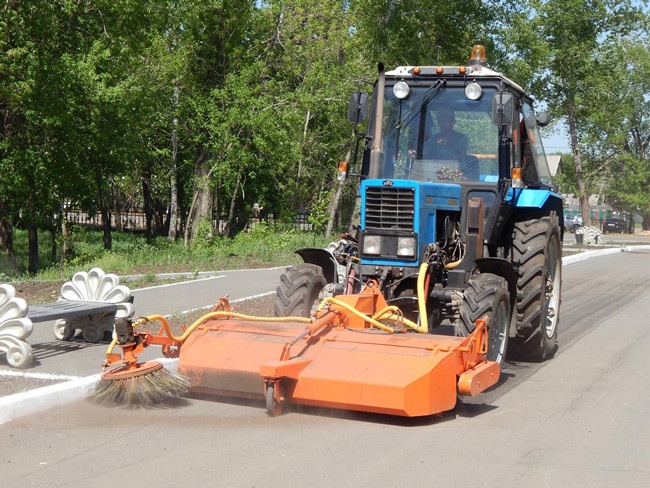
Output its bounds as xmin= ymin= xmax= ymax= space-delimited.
xmin=308 ymin=189 xmax=334 ymax=231
xmin=3 ymin=228 xmax=330 ymax=281
xmin=2 ymin=0 xmax=649 ymax=271
xmin=581 ymin=36 xmax=650 ymax=221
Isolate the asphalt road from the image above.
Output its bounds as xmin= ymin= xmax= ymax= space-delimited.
xmin=2 ymin=250 xmax=649 ymax=488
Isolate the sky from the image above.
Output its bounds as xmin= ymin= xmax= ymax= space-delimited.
xmin=542 ymin=120 xmax=571 ymax=154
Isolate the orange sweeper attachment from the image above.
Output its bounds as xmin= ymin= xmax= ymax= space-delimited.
xmin=93 ymin=282 xmax=500 ymax=417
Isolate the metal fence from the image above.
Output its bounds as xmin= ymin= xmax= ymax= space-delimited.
xmin=62 ymin=208 xmax=314 ymax=233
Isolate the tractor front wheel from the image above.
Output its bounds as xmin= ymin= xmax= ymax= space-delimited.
xmin=274 ymin=263 xmax=327 ymax=317
xmin=457 ymin=273 xmax=511 ymax=367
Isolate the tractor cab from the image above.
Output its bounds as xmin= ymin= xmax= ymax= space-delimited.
xmin=347 ymin=46 xmax=559 ymax=272
xmin=351 ymin=46 xmax=556 ymax=191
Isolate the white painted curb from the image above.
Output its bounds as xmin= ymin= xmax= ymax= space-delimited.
xmin=0 ymin=357 xmax=179 ymax=426
xmin=1 ymin=248 xmax=648 ymax=426
xmin=0 ymin=374 xmax=100 ymax=425
xmin=563 ymin=245 xmax=650 ymax=266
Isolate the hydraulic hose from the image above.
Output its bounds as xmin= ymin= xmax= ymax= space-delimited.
xmin=372 ymin=308 xmax=421 ymax=332
xmin=146 ymin=312 xmax=311 ymax=344
xmin=445 ymin=258 xmax=463 ymax=269
xmin=313 ymin=296 xmax=395 ymax=333
xmin=105 ymin=290 xmax=436 ymax=359
xmin=106 ymin=311 xmax=311 ymax=355
xmin=415 ymin=262 xmax=430 ymax=333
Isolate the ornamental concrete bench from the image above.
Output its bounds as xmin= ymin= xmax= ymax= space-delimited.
xmin=0 ymin=268 xmax=134 ymax=368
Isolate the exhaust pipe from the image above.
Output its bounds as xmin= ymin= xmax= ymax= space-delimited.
xmin=368 ymin=63 xmax=385 ymax=180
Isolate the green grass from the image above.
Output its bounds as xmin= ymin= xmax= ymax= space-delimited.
xmin=0 ymin=223 xmax=332 ymax=281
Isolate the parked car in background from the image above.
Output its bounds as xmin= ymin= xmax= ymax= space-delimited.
xmin=566 ymin=214 xmax=583 ymax=233
xmin=602 ymin=217 xmax=630 ymax=234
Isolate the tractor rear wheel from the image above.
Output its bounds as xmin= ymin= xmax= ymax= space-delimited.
xmin=509 ymin=213 xmax=562 ymax=361
xmin=274 ymin=263 xmax=327 ymax=317
xmin=457 ymin=273 xmax=510 ymax=367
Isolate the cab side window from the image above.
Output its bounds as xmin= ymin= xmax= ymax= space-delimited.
xmin=522 ymin=102 xmax=554 ymax=188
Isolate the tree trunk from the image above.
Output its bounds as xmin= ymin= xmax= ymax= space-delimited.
xmin=142 ymin=164 xmax=153 ymax=243
xmin=214 ymin=177 xmax=222 ymax=235
xmin=0 ymin=210 xmax=16 ymax=270
xmin=326 ymin=130 xmax=355 ymax=236
xmin=50 ymin=224 xmax=57 ymax=263
xmin=567 ymin=102 xmax=592 ymax=226
xmin=100 ymin=204 xmax=112 ymax=250
xmin=60 ymin=216 xmax=70 ymax=267
xmin=295 ymin=110 xmax=311 ymax=207
xmin=112 ymin=185 xmax=122 ymax=232
xmin=153 ymin=199 xmax=166 ymax=235
xmin=28 ymin=225 xmax=39 ymax=274
xmin=224 ymin=167 xmax=243 ymax=238
xmin=94 ymin=172 xmax=112 ymax=250
xmin=184 ymin=147 xmax=213 ymax=246
xmin=168 ymin=85 xmax=180 ymax=241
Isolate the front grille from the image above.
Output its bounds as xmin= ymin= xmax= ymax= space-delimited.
xmin=365 ymin=186 xmax=415 ymax=231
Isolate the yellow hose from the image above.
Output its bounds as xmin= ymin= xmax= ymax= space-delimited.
xmin=372 ymin=305 xmax=402 ymax=321
xmin=415 ymin=262 xmax=429 ymax=333
xmin=107 ymin=287 xmax=441 ymax=358
xmin=372 ymin=310 xmax=421 ymax=332
xmin=445 ymin=258 xmax=463 ymax=269
xmin=313 ymin=297 xmax=395 ymax=333
xmin=106 ymin=311 xmax=311 ymax=355
xmin=146 ymin=311 xmax=311 ymax=344
xmin=105 ymin=337 xmax=118 ymax=355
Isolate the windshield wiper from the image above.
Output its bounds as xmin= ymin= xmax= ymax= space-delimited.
xmin=389 ymin=79 xmax=445 ymax=164
xmin=396 ymin=79 xmax=445 ymax=131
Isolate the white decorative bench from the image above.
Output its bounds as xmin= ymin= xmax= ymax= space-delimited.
xmin=0 ymin=284 xmax=33 ymax=368
xmin=1 ymin=268 xmax=134 ymax=368
xmin=575 ymin=226 xmax=603 ymax=245
xmin=38 ymin=268 xmax=134 ymax=342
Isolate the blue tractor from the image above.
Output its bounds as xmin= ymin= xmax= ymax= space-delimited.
xmin=275 ymin=46 xmax=564 ymax=364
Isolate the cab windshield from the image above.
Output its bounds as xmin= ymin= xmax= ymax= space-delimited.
xmin=380 ymin=85 xmax=498 ymax=184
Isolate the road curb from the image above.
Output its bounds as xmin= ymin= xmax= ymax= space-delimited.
xmin=0 ymin=373 xmax=99 ymax=425
xmin=0 ymin=358 xmax=179 ymax=426
xmin=2 ymin=248 xmax=648 ymax=426
xmin=122 ymin=265 xmax=288 ymax=284
xmin=563 ymin=245 xmax=650 ymax=266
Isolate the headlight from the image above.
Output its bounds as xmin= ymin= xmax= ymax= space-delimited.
xmin=397 ymin=237 xmax=417 ymax=257
xmin=465 ymin=82 xmax=482 ymax=100
xmin=393 ymin=81 xmax=410 ymax=100
xmin=364 ymin=235 xmax=381 ymax=255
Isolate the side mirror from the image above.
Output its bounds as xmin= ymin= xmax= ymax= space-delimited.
xmin=348 ymin=92 xmax=369 ymax=124
xmin=491 ymin=92 xmax=514 ymax=126
xmin=536 ymin=112 xmax=551 ymax=127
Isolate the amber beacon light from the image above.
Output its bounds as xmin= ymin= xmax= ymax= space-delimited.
xmin=469 ymin=45 xmax=487 ymax=66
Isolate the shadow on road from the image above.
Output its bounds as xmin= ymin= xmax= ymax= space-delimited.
xmin=32 ymin=341 xmax=101 ymax=364
xmin=187 ymin=391 xmax=498 ymax=427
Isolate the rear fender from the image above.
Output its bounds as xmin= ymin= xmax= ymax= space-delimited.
xmin=509 ymin=189 xmax=565 ymax=231
xmin=295 ymin=248 xmax=339 ymax=283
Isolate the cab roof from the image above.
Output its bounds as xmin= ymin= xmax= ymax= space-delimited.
xmin=385 ymin=64 xmax=526 ymax=95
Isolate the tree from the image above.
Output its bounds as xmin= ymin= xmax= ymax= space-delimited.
xmin=582 ymin=35 xmax=650 ymax=228
xmin=505 ymin=0 xmax=645 ymax=226
xmin=351 ymin=0 xmax=498 ymax=67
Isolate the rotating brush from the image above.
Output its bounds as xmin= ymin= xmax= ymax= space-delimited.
xmin=89 ymin=318 xmax=190 ymax=407
xmin=90 ymin=361 xmax=190 ymax=406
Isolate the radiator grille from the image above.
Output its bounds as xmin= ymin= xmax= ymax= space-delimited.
xmin=365 ymin=187 xmax=415 ymax=231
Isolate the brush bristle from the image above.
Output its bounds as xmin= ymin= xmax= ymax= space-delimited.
xmin=90 ymin=367 xmax=190 ymax=407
